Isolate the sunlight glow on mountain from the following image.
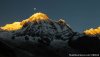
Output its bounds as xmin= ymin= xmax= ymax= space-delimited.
xmin=0 ymin=12 xmax=49 ymax=31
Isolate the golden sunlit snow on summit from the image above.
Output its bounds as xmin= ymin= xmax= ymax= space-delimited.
xmin=84 ymin=27 xmax=100 ymax=36
xmin=0 ymin=12 xmax=49 ymax=31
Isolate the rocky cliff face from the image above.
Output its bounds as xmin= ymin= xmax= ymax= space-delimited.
xmin=14 ymin=18 xmax=74 ymax=40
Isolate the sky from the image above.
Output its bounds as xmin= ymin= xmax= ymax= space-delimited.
xmin=0 ymin=0 xmax=100 ymax=32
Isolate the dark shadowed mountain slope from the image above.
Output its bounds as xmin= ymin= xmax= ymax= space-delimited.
xmin=0 ymin=12 xmax=100 ymax=57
